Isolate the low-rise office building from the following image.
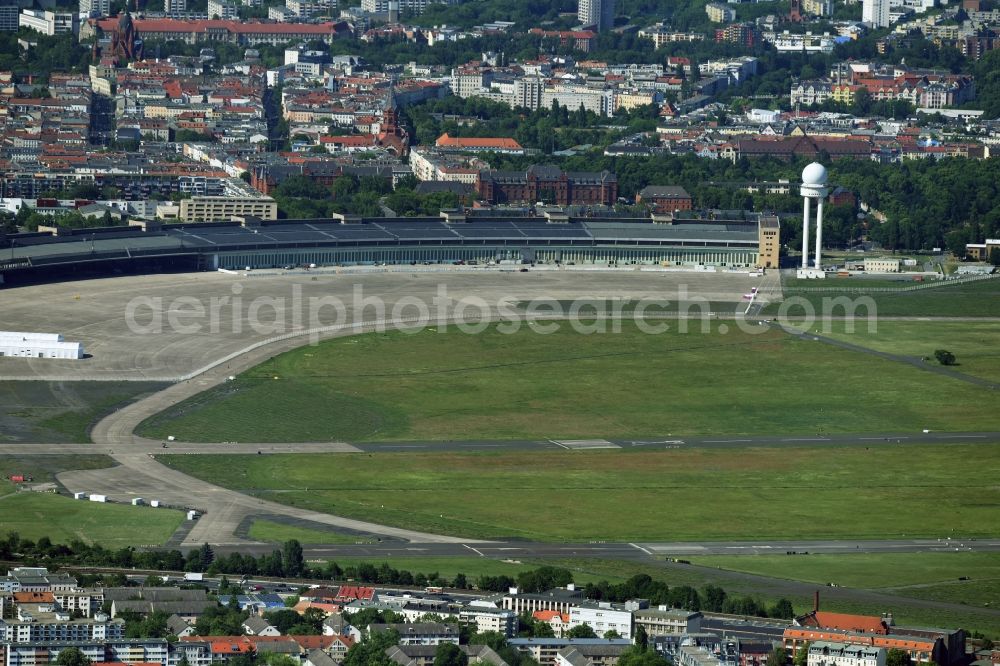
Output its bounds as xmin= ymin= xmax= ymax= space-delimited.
xmin=459 ymin=606 xmax=517 ymax=638
xmin=174 ymin=196 xmax=278 ymax=222
xmin=633 ymin=608 xmax=703 ymax=636
xmin=367 ymin=623 xmax=459 ymax=647
xmin=863 ymin=257 xmax=901 ymax=272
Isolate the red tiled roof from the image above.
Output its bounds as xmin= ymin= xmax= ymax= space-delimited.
xmin=784 ymin=628 xmax=937 ymax=651
xmin=800 ymin=611 xmax=888 ymax=634
xmin=334 ymin=586 xmax=375 ymax=602
xmin=320 ymin=134 xmax=377 ymax=146
xmin=532 ymin=610 xmax=569 ymax=623
xmin=435 ymin=133 xmax=522 ymax=150
xmin=95 ymin=17 xmax=342 ymax=35
xmin=209 ymin=641 xmax=253 ymax=655
xmin=292 ymin=600 xmax=341 ymax=614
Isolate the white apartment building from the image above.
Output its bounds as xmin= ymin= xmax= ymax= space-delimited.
xmin=514 ymin=76 xmax=543 ymax=110
xmin=360 ymin=0 xmax=444 ymax=13
xmin=772 ymin=31 xmax=835 ymax=53
xmin=803 ymin=0 xmax=833 ymax=14
xmin=541 ymin=85 xmax=614 ymax=117
xmin=164 ymin=0 xmax=187 ymax=14
xmin=208 ymin=0 xmax=238 ymax=18
xmin=568 ymin=601 xmax=635 ymax=640
xmin=286 ymin=0 xmax=336 ymax=16
xmin=706 ymin=2 xmax=736 ymax=22
xmin=19 ymin=9 xmax=78 ymax=35
xmin=408 ymin=149 xmax=481 ymax=184
xmin=790 ymin=80 xmax=834 ymax=106
xmin=450 ymin=68 xmax=492 ymax=99
xmin=0 ymin=608 xmax=124 ymax=643
xmin=808 ymin=642 xmax=886 ymax=666
xmin=51 ymin=590 xmax=105 ymax=617
xmin=459 ymin=606 xmax=518 ymax=638
xmin=79 ymin=0 xmax=111 ymax=17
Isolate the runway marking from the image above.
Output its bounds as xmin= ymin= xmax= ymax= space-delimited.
xmin=380 ymin=445 xmax=427 ymax=449
xmin=556 ymin=439 xmax=621 ymax=450
xmin=629 ymin=543 xmax=653 ymax=555
xmin=780 ymin=438 xmax=830 ymax=442
xmin=933 ymin=435 xmax=986 ymax=438
xmin=549 ymin=439 xmax=570 ymax=450
xmin=704 ymin=439 xmax=752 ymax=443
xmin=628 ymin=440 xmax=683 ymax=445
xmin=463 ymin=544 xmax=486 ymax=557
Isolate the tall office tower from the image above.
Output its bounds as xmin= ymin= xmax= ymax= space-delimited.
xmin=862 ymin=0 xmax=889 ymax=28
xmin=80 ymin=0 xmax=111 ymax=17
xmin=577 ymin=0 xmax=614 ymax=31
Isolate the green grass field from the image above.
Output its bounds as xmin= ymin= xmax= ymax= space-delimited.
xmin=160 ymin=443 xmax=1000 ymax=542
xmin=247 ymin=520 xmax=374 ymax=544
xmin=0 ymin=454 xmax=116 ymax=494
xmin=688 ymin=552 xmax=1000 ymax=618
xmin=0 ymin=381 xmax=167 ymax=443
xmin=139 ymin=323 xmax=1000 ymax=442
xmin=0 ymin=455 xmax=183 ymax=547
xmin=769 ymin=277 xmax=1000 ymax=317
xmin=691 ymin=552 xmax=1000 ymax=593
xmin=823 ymin=320 xmax=1000 ymax=383
xmin=0 ymin=492 xmax=184 ymax=547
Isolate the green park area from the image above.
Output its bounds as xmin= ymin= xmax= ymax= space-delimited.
xmin=160 ymin=442 xmax=1000 ymax=542
xmin=139 ymin=322 xmax=1000 ymax=442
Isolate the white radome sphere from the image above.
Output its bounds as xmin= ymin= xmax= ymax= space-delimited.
xmin=802 ymin=162 xmax=828 ymax=186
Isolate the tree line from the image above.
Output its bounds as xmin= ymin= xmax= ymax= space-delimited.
xmin=1 ymin=532 xmax=796 ymax=622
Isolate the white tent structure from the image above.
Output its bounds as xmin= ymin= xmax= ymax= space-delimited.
xmin=0 ymin=332 xmax=84 ymax=359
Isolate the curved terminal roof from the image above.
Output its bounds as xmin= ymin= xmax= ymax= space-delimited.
xmin=2 ymin=214 xmax=762 ymax=272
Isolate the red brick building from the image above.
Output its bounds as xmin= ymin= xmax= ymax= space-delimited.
xmin=636 ymin=185 xmax=693 ymax=213
xmin=476 ymin=165 xmax=617 ymax=206
xmin=736 ymin=134 xmax=872 ymax=161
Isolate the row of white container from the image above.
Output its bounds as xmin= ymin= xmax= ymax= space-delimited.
xmin=71 ymin=492 xmax=198 ymax=519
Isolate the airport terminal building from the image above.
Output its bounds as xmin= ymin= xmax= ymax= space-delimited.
xmin=0 ymin=210 xmax=780 ymax=285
